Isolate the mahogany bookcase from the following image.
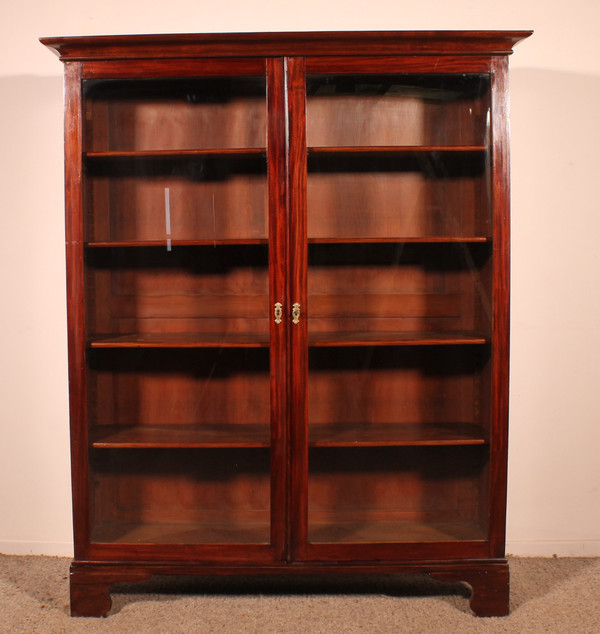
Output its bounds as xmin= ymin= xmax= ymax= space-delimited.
xmin=41 ymin=30 xmax=531 ymax=617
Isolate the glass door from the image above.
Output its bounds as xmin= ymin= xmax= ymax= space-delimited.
xmin=291 ymin=60 xmax=494 ymax=560
xmin=81 ymin=60 xmax=287 ymax=560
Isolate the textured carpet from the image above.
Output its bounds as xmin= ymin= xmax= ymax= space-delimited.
xmin=0 ymin=555 xmax=598 ymax=633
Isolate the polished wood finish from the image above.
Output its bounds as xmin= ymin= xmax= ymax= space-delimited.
xmin=41 ymin=31 xmax=531 ymax=60
xmin=63 ymin=61 xmax=89 ymax=563
xmin=309 ymin=422 xmax=487 ymax=447
xmin=42 ymin=30 xmax=530 ymax=618
xmin=68 ymin=559 xmax=510 ymax=618
xmin=309 ymin=146 xmax=486 ymax=153
xmin=488 ymin=55 xmax=512 ymax=559
xmin=85 ymin=149 xmax=266 ymax=158
xmin=90 ymin=420 xmax=488 ymax=449
xmin=307 ymin=331 xmax=488 ymax=346
xmin=89 ymin=333 xmax=270 ymax=347
xmin=91 ymin=423 xmax=270 ymax=448
xmin=308 ymin=237 xmax=490 ymax=243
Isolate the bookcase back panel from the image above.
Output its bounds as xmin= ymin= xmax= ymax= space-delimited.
xmin=86 ymin=157 xmax=268 ymax=243
xmin=88 ymin=348 xmax=270 ymax=427
xmin=307 ymin=156 xmax=489 ymax=239
xmin=306 ymin=74 xmax=490 ymax=148
xmin=307 ymin=243 xmax=491 ymax=336
xmin=307 ymin=445 xmax=489 ymax=543
xmin=86 ymin=245 xmax=270 ymax=337
xmin=84 ymin=77 xmax=267 ymax=152
xmin=91 ymin=448 xmax=271 ymax=544
xmin=305 ymin=73 xmax=491 ymax=240
xmin=308 ymin=346 xmax=491 ymax=432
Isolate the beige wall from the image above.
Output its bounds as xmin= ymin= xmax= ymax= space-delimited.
xmin=1 ymin=0 xmax=598 ymax=556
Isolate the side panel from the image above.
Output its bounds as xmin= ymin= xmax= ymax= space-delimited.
xmin=489 ymin=56 xmax=511 ymax=558
xmin=64 ymin=61 xmax=90 ymax=560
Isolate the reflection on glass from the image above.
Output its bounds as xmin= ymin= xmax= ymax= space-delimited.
xmin=91 ymin=448 xmax=271 ymax=544
xmin=307 ymin=242 xmax=491 ymax=340
xmin=84 ymin=77 xmax=267 ymax=151
xmin=306 ymin=74 xmax=491 ymax=240
xmin=308 ymin=445 xmax=488 ymax=543
xmin=83 ymin=76 xmax=273 ymax=546
xmin=83 ymin=77 xmax=268 ymax=243
xmin=307 ymin=346 xmax=490 ymax=543
xmin=305 ymin=74 xmax=492 ymax=545
xmin=306 ymin=74 xmax=490 ymax=147
xmin=88 ymin=348 xmax=272 ymax=545
xmin=85 ymin=245 xmax=270 ymax=342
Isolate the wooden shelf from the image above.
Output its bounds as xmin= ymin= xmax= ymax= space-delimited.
xmin=92 ymin=518 xmax=271 ymax=545
xmin=85 ymin=148 xmax=266 ymax=159
xmin=86 ymin=237 xmax=488 ymax=247
xmin=86 ymin=239 xmax=269 ymax=247
xmin=88 ymin=331 xmax=487 ymax=349
xmin=308 ymin=518 xmax=487 ymax=543
xmin=308 ymin=237 xmax=491 ymax=244
xmin=89 ymin=332 xmax=270 ymax=348
xmin=309 ymin=422 xmax=488 ymax=447
xmin=91 ymin=423 xmax=270 ymax=448
xmin=309 ymin=145 xmax=487 ymax=155
xmin=90 ymin=422 xmax=486 ymax=450
xmin=308 ymin=331 xmax=488 ymax=347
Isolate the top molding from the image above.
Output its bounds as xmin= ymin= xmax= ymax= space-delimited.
xmin=40 ymin=31 xmax=532 ymax=62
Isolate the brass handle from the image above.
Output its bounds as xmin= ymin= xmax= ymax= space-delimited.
xmin=274 ymin=302 xmax=283 ymax=325
xmin=292 ymin=302 xmax=301 ymax=325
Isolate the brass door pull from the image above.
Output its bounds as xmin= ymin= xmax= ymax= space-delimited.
xmin=274 ymin=302 xmax=283 ymax=325
xmin=292 ymin=303 xmax=301 ymax=324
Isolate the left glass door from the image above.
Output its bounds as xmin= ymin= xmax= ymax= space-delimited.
xmin=80 ymin=65 xmax=286 ymax=557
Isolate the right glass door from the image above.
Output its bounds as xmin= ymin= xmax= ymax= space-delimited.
xmin=304 ymin=71 xmax=493 ymax=551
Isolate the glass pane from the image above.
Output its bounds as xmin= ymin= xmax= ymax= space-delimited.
xmin=306 ymin=73 xmax=492 ymax=545
xmin=84 ymin=77 xmax=267 ymax=151
xmin=307 ymin=242 xmax=491 ymax=340
xmin=83 ymin=77 xmax=268 ymax=243
xmin=89 ymin=349 xmax=271 ymax=545
xmin=85 ymin=245 xmax=270 ymax=342
xmin=85 ymin=155 xmax=267 ymax=243
xmin=308 ymin=445 xmax=488 ymax=543
xmin=306 ymin=74 xmax=491 ymax=240
xmin=307 ymin=346 xmax=490 ymax=543
xmin=306 ymin=74 xmax=490 ymax=147
xmin=83 ymin=76 xmax=272 ymax=546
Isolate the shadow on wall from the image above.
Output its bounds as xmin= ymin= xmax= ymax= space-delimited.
xmin=509 ymin=67 xmax=600 ymax=238
xmin=0 ymin=75 xmax=65 ymax=341
xmin=0 ymin=74 xmax=64 ymax=230
xmin=0 ymin=75 xmax=64 ymax=150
